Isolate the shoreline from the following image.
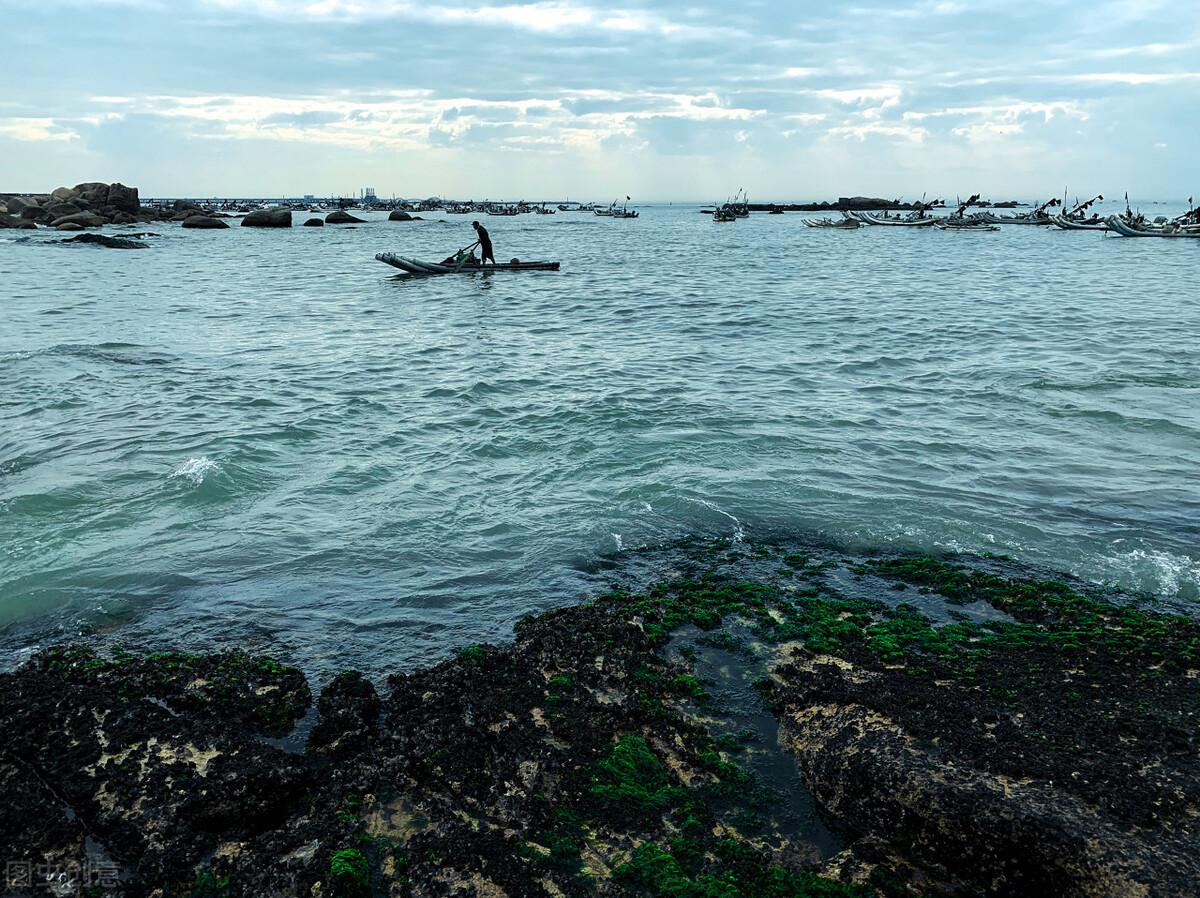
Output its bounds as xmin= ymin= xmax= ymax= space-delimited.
xmin=2 ymin=541 xmax=1196 ymax=896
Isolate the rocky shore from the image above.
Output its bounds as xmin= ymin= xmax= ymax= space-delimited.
xmin=1 ymin=543 xmax=1196 ymax=897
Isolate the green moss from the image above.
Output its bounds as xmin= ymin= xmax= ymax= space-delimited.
xmin=589 ymin=734 xmax=682 ymax=822
xmin=457 ymin=644 xmax=488 ymax=662
xmin=616 ymin=841 xmax=868 ymax=898
xmin=190 ymin=871 xmax=230 ymax=898
xmin=329 ymin=848 xmax=370 ymax=897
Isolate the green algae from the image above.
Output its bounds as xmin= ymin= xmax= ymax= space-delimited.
xmin=328 ymin=848 xmax=369 ymax=897
xmin=589 ymin=734 xmax=683 ymax=822
xmin=615 ymin=839 xmax=869 ymax=898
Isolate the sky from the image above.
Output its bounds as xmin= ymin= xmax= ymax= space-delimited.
xmin=1 ymin=0 xmax=1196 ymax=200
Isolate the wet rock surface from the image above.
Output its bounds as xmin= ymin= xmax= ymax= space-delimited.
xmin=1 ymin=543 xmax=1196 ymax=897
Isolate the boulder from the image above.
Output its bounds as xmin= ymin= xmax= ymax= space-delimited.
xmin=173 ymin=199 xmax=203 ymax=213
xmin=19 ymin=205 xmax=47 ymax=221
xmin=181 ymin=215 xmax=229 ymax=229
xmin=50 ymin=211 xmax=104 ymax=229
xmin=74 ymin=182 xmax=111 ymax=209
xmin=6 ymin=196 xmax=36 ymax=215
xmin=105 ymin=183 xmax=139 ymax=214
xmin=0 ymin=214 xmax=36 ymax=230
xmin=303 ymin=218 xmax=324 ymax=227
xmin=388 ymin=209 xmax=414 ymax=222
xmin=56 ymin=222 xmax=84 ymax=231
xmin=326 ymin=210 xmax=365 ymax=224
xmin=50 ymin=186 xmax=79 ymax=203
xmin=110 ymin=212 xmax=137 ymax=225
xmin=241 ymin=207 xmax=292 ymax=228
xmin=45 ymin=202 xmax=81 ymax=218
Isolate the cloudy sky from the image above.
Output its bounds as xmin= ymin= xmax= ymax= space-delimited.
xmin=2 ymin=0 xmax=1195 ymax=200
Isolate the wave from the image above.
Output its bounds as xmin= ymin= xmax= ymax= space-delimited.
xmin=170 ymin=456 xmax=220 ymax=485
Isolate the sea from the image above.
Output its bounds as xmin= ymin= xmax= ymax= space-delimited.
xmin=3 ymin=200 xmax=1199 ymax=680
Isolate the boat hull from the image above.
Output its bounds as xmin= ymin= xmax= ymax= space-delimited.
xmin=376 ymin=253 xmax=561 ymax=273
xmin=1106 ymin=217 xmax=1200 ymax=238
xmin=1051 ymin=215 xmax=1109 ymax=231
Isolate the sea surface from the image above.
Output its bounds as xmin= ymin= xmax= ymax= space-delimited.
xmin=3 ymin=202 xmax=1199 ymax=679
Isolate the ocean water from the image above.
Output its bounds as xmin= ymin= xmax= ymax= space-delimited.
xmin=3 ymin=203 xmax=1199 ymax=677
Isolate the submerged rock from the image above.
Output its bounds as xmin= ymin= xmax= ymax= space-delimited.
xmin=303 ymin=217 xmax=324 ymax=227
xmin=60 ymin=233 xmax=148 ymax=249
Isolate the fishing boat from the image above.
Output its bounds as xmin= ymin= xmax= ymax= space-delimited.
xmin=935 ymin=194 xmax=998 ymax=231
xmin=376 ymin=253 xmax=561 ymax=274
xmin=803 ymin=215 xmax=861 ymax=229
xmin=979 ymin=197 xmax=1060 ymax=225
xmin=1106 ymin=216 xmax=1200 ymax=238
xmin=713 ymin=207 xmax=737 ymax=222
xmin=598 ymin=197 xmax=639 ymax=218
xmin=857 ymin=211 xmax=939 ymax=227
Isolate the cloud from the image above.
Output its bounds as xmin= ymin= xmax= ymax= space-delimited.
xmin=0 ymin=117 xmax=79 ymax=142
xmin=3 ymin=0 xmax=1198 ymax=197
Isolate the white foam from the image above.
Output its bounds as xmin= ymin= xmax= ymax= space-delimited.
xmin=170 ymin=456 xmax=220 ymax=485
xmin=1097 ymin=546 xmax=1200 ymax=598
xmin=684 ymin=496 xmax=745 ymax=542
xmin=611 ymin=533 xmax=624 ymax=552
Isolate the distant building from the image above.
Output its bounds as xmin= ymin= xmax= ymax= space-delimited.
xmin=303 ymin=194 xmax=314 ymax=201
xmin=361 ymin=187 xmax=378 ymax=203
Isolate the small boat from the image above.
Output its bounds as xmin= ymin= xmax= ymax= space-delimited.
xmin=376 ymin=253 xmax=561 ymax=274
xmin=935 ymin=219 xmax=999 ymax=231
xmin=803 ymin=216 xmax=860 ymax=229
xmin=1050 ymin=215 xmax=1109 ymax=231
xmin=598 ymin=198 xmax=638 ymax=218
xmin=713 ymin=206 xmax=737 ymax=222
xmin=1106 ymin=216 xmax=1200 ymax=238
xmin=857 ymin=211 xmax=939 ymax=227
xmin=979 ymin=197 xmax=1060 ymax=225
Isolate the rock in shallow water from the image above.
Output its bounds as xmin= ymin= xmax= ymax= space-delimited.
xmin=181 ymin=215 xmax=229 ymax=229
xmin=326 ymin=209 xmax=366 ymax=224
xmin=241 ymin=206 xmax=292 ymax=228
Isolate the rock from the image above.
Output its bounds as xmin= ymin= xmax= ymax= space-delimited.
xmin=105 ymin=183 xmax=139 ymax=214
xmin=303 ymin=218 xmax=324 ymax=227
xmin=111 ymin=211 xmax=137 ymax=225
xmin=19 ymin=205 xmax=47 ymax=221
xmin=0 ymin=214 xmax=36 ymax=230
xmin=308 ymin=672 xmax=380 ymax=758
xmin=45 ymin=202 xmax=81 ymax=218
xmin=782 ymin=702 xmax=1192 ymax=896
xmin=388 ymin=209 xmax=414 ymax=221
xmin=49 ymin=211 xmax=104 ymax=229
xmin=326 ymin=210 xmax=365 ymax=224
xmin=73 ymin=182 xmax=111 ymax=209
xmin=55 ymin=222 xmax=84 ymax=231
xmin=241 ymin=207 xmax=292 ymax=228
xmin=181 ymin=215 xmax=229 ymax=229
xmin=50 ymin=186 xmax=79 ymax=203
xmin=172 ymin=199 xmax=203 ymax=213
xmin=6 ymin=196 xmax=37 ymax=215
xmin=61 ymin=233 xmax=148 ymax=249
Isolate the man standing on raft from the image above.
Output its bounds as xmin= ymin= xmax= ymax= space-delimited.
xmin=472 ymin=220 xmax=496 ymax=266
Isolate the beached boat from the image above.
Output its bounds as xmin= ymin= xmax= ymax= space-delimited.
xmin=376 ymin=253 xmax=561 ymax=274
